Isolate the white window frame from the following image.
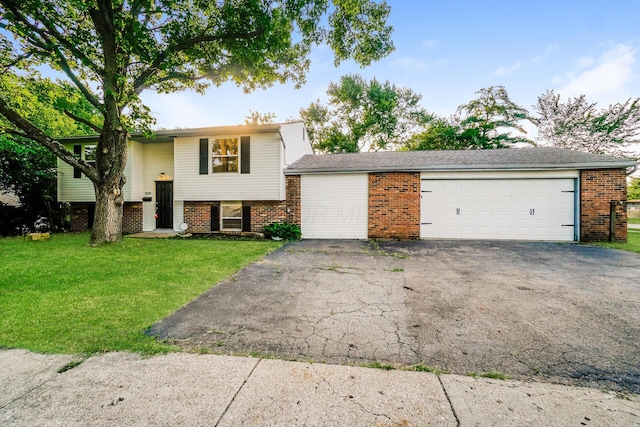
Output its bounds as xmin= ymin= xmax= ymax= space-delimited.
xmin=220 ymin=202 xmax=242 ymax=231
xmin=84 ymin=144 xmax=97 ymax=168
xmin=211 ymin=137 xmax=239 ymax=173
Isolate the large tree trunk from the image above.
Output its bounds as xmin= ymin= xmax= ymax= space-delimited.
xmin=90 ymin=128 xmax=128 ymax=245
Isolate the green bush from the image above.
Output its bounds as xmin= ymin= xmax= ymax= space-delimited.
xmin=263 ymin=222 xmax=301 ymax=240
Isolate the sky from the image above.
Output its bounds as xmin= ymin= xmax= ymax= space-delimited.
xmin=140 ymin=0 xmax=640 ymax=140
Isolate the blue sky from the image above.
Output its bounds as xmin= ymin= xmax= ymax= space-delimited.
xmin=141 ymin=0 xmax=640 ymax=136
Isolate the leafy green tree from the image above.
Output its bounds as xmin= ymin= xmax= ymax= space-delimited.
xmin=534 ymin=90 xmax=640 ymax=157
xmin=0 ymin=0 xmax=393 ymax=244
xmin=244 ymin=110 xmax=277 ymax=125
xmin=455 ymin=86 xmax=534 ymax=149
xmin=405 ymin=86 xmax=534 ymax=151
xmin=300 ymin=74 xmax=430 ymax=153
xmin=0 ymin=73 xmax=101 ymax=233
xmin=628 ymin=178 xmax=640 ymax=200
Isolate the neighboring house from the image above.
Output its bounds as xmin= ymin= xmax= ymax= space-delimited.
xmin=628 ymin=200 xmax=640 ymax=219
xmin=284 ymin=147 xmax=637 ymax=242
xmin=58 ymin=122 xmax=312 ymax=234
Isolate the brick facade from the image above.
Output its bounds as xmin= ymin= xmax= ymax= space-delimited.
xmin=70 ymin=203 xmax=92 ymax=232
xmin=70 ymin=202 xmax=143 ymax=234
xmin=368 ymin=172 xmax=420 ymax=239
xmin=285 ymin=175 xmax=301 ymax=225
xmin=184 ymin=200 xmax=287 ymax=233
xmin=122 ymin=202 xmax=143 ymax=234
xmin=184 ymin=201 xmax=216 ymax=233
xmin=248 ymin=201 xmax=287 ymax=231
xmin=580 ymin=169 xmax=627 ymax=242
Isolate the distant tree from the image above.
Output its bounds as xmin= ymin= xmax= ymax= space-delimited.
xmin=0 ymin=0 xmax=393 ymax=245
xmin=405 ymin=86 xmax=534 ymax=151
xmin=534 ymin=90 xmax=640 ymax=157
xmin=300 ymin=74 xmax=430 ymax=153
xmin=455 ymin=86 xmax=534 ymax=149
xmin=244 ymin=110 xmax=277 ymax=125
xmin=628 ymin=178 xmax=640 ymax=200
xmin=403 ymin=117 xmax=465 ymax=150
xmin=0 ymin=73 xmax=101 ymax=233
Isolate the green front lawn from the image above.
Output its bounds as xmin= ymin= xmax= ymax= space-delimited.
xmin=0 ymin=233 xmax=282 ymax=355
xmin=628 ymin=217 xmax=640 ymax=224
xmin=593 ymin=231 xmax=640 ymax=253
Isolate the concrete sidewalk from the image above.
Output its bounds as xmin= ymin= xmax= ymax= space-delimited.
xmin=1 ymin=350 xmax=639 ymax=426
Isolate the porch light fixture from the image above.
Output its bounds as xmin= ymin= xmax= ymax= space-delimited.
xmin=157 ymin=172 xmax=172 ymax=181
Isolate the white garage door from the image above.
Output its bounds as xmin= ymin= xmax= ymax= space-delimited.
xmin=301 ymin=174 xmax=368 ymax=239
xmin=420 ymin=178 xmax=576 ymax=241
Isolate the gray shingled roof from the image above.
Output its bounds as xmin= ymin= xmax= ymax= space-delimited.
xmin=285 ymin=147 xmax=637 ymax=174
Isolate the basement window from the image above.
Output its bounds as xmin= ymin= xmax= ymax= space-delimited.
xmin=220 ymin=202 xmax=242 ymax=230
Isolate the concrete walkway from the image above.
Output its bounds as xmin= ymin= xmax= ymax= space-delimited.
xmin=2 ymin=350 xmax=638 ymax=426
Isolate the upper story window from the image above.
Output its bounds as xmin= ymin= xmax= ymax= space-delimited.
xmin=84 ymin=145 xmax=97 ymax=168
xmin=212 ymin=138 xmax=238 ymax=173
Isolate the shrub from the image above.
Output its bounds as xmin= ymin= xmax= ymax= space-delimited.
xmin=263 ymin=222 xmax=301 ymax=240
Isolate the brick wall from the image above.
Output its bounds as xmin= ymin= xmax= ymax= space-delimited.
xmin=285 ymin=175 xmax=301 ymax=225
xmin=122 ymin=202 xmax=143 ymax=234
xmin=184 ymin=201 xmax=217 ymax=233
xmin=368 ymin=172 xmax=420 ymax=239
xmin=246 ymin=201 xmax=287 ymax=231
xmin=184 ymin=200 xmax=287 ymax=233
xmin=580 ymin=169 xmax=627 ymax=242
xmin=70 ymin=202 xmax=142 ymax=233
xmin=70 ymin=203 xmax=92 ymax=231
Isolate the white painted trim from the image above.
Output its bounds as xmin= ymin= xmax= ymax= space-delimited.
xmin=420 ymin=170 xmax=579 ymax=180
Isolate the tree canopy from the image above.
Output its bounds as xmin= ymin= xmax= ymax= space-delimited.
xmin=534 ymin=90 xmax=640 ymax=157
xmin=0 ymin=73 xmax=101 ymax=233
xmin=300 ymin=74 xmax=430 ymax=153
xmin=0 ymin=0 xmax=394 ymax=244
xmin=405 ymin=86 xmax=534 ymax=151
xmin=628 ymin=178 xmax=640 ymax=200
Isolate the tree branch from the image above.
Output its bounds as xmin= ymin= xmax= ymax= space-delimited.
xmin=132 ymin=27 xmax=265 ymax=95
xmin=0 ymin=96 xmax=100 ymax=182
xmin=64 ymin=110 xmax=102 ymax=133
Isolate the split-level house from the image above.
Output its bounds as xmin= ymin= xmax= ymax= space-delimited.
xmin=58 ymin=122 xmax=312 ymax=234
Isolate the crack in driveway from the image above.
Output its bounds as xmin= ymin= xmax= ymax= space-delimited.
xmin=147 ymin=240 xmax=640 ymax=394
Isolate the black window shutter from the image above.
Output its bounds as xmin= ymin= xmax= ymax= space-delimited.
xmin=73 ymin=145 xmax=82 ymax=178
xmin=242 ymin=205 xmax=251 ymax=232
xmin=211 ymin=204 xmax=220 ymax=231
xmin=240 ymin=136 xmax=250 ymax=174
xmin=199 ymin=138 xmax=208 ymax=175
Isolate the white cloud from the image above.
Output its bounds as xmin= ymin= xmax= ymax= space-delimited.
xmin=558 ymin=44 xmax=637 ymax=102
xmin=494 ymin=61 xmax=524 ymax=76
xmin=391 ymin=57 xmax=428 ymax=70
xmin=577 ymin=56 xmax=595 ymax=69
xmin=422 ymin=39 xmax=438 ymax=50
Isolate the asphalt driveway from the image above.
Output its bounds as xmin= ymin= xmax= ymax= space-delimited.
xmin=147 ymin=240 xmax=640 ymax=393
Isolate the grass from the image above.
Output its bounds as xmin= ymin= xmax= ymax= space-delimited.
xmin=364 ymin=361 xmax=395 ymax=370
xmin=628 ymin=217 xmax=640 ymax=224
xmin=469 ymin=371 xmax=510 ymax=380
xmin=0 ymin=233 xmax=282 ymax=355
xmin=592 ymin=230 xmax=640 ymax=253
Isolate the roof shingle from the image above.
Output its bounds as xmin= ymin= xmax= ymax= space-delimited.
xmin=285 ymin=147 xmax=636 ymax=174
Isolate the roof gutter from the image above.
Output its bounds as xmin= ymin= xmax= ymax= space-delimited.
xmin=284 ymin=161 xmax=638 ymax=175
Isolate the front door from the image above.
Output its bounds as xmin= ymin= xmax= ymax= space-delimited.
xmin=156 ymin=181 xmax=173 ymax=229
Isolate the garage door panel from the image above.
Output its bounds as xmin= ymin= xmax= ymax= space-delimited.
xmin=301 ymin=174 xmax=368 ymax=239
xmin=421 ymin=177 xmax=576 ymax=241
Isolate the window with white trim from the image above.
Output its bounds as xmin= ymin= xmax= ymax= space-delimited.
xmin=212 ymin=138 xmax=238 ymax=173
xmin=84 ymin=145 xmax=97 ymax=168
xmin=220 ymin=202 xmax=242 ymax=230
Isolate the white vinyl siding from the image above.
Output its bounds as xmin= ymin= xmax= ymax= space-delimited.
xmin=174 ymin=133 xmax=283 ymax=201
xmin=57 ymin=142 xmax=134 ymax=202
xmin=280 ymin=121 xmax=313 ymax=167
xmin=130 ymin=141 xmax=145 ymax=201
xmin=301 ymin=174 xmax=369 ymax=239
xmin=420 ymin=175 xmax=577 ymax=241
xmin=141 ymin=142 xmax=174 ymax=231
